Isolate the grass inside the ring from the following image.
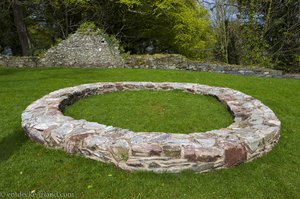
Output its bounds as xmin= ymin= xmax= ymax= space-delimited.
xmin=64 ymin=90 xmax=233 ymax=133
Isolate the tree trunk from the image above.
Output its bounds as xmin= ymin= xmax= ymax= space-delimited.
xmin=12 ymin=0 xmax=31 ymax=56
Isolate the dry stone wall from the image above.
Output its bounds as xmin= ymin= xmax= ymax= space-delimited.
xmin=0 ymin=56 xmax=37 ymax=67
xmin=39 ymin=31 xmax=124 ymax=67
xmin=125 ymin=54 xmax=300 ymax=78
xmin=1 ymin=53 xmax=299 ymax=79
xmin=22 ymin=82 xmax=281 ymax=173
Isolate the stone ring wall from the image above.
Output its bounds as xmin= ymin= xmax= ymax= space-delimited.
xmin=22 ymin=82 xmax=281 ymax=173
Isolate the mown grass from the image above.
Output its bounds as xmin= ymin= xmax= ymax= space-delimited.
xmin=64 ymin=90 xmax=232 ymax=134
xmin=0 ymin=67 xmax=300 ymax=199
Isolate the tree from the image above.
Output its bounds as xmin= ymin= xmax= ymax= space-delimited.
xmin=236 ymin=0 xmax=300 ymax=69
xmin=263 ymin=0 xmax=300 ymax=70
xmin=118 ymin=0 xmax=215 ymax=59
xmin=12 ymin=0 xmax=32 ymax=56
xmin=0 ymin=0 xmax=19 ymax=54
xmin=1 ymin=0 xmax=297 ymax=70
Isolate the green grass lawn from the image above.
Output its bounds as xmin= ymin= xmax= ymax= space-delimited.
xmin=0 ymin=67 xmax=300 ymax=199
xmin=64 ymin=90 xmax=232 ymax=134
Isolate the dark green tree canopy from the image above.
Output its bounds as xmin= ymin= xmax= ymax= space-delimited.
xmin=0 ymin=0 xmax=299 ymax=70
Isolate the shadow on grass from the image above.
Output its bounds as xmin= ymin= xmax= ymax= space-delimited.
xmin=0 ymin=129 xmax=27 ymax=163
xmin=0 ymin=68 xmax=19 ymax=76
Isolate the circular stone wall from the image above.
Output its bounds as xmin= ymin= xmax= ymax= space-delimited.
xmin=22 ymin=82 xmax=281 ymax=173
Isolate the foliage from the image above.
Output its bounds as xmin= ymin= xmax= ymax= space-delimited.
xmin=205 ymin=0 xmax=299 ymax=70
xmin=238 ymin=23 xmax=273 ymax=67
xmin=78 ymin=22 xmax=97 ymax=32
xmin=118 ymin=0 xmax=215 ymax=60
xmin=78 ymin=22 xmax=124 ymax=53
xmin=0 ymin=1 xmax=21 ymax=55
xmin=0 ymin=0 xmax=298 ymax=69
xmin=64 ymin=0 xmax=90 ymax=5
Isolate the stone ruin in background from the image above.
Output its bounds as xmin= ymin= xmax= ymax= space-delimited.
xmin=0 ymin=28 xmax=299 ymax=79
xmin=39 ymin=30 xmax=124 ymax=67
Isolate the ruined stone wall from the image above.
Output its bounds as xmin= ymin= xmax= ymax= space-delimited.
xmin=39 ymin=31 xmax=124 ymax=67
xmin=0 ymin=47 xmax=299 ymax=79
xmin=0 ymin=56 xmax=37 ymax=67
xmin=124 ymin=54 xmax=298 ymax=78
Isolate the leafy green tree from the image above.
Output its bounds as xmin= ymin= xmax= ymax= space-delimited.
xmin=118 ymin=0 xmax=215 ymax=59
xmin=236 ymin=0 xmax=299 ymax=70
